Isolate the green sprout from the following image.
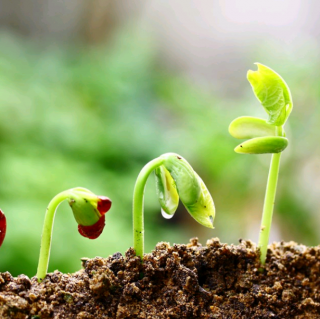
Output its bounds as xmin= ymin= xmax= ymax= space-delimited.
xmin=0 ymin=209 xmax=6 ymax=248
xmin=133 ymin=153 xmax=215 ymax=259
xmin=36 ymin=187 xmax=112 ymax=282
xmin=229 ymin=63 xmax=292 ymax=265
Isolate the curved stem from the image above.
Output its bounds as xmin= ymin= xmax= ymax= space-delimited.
xmin=258 ymin=126 xmax=283 ymax=265
xmin=133 ymin=157 xmax=165 ymax=260
xmin=36 ymin=190 xmax=71 ymax=282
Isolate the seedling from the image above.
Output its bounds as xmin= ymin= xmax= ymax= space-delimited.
xmin=36 ymin=187 xmax=111 ymax=282
xmin=0 ymin=209 xmax=6 ymax=248
xmin=133 ymin=152 xmax=215 ymax=259
xmin=229 ymin=63 xmax=292 ymax=265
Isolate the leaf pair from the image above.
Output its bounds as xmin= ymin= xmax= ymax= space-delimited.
xmin=229 ymin=63 xmax=292 ymax=154
xmin=229 ymin=116 xmax=288 ymax=154
xmin=154 ymin=153 xmax=215 ymax=229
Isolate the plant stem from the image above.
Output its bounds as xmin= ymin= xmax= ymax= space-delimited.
xmin=258 ymin=126 xmax=283 ymax=265
xmin=133 ymin=157 xmax=165 ymax=260
xmin=36 ymin=190 xmax=71 ymax=282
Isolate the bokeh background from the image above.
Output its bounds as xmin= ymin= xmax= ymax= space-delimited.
xmin=1 ymin=0 xmax=320 ymax=277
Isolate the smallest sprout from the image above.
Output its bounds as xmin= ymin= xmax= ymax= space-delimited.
xmin=36 ymin=188 xmax=112 ymax=282
xmin=0 ymin=209 xmax=6 ymax=248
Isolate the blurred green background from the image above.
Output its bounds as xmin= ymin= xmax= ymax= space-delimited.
xmin=1 ymin=1 xmax=320 ymax=277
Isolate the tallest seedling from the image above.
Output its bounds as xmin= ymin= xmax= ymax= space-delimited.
xmin=229 ymin=63 xmax=293 ymax=265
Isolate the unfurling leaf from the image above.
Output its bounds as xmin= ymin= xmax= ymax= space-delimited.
xmin=183 ymin=173 xmax=215 ymax=228
xmin=160 ymin=153 xmax=201 ymax=206
xmin=235 ymin=136 xmax=288 ymax=154
xmin=159 ymin=153 xmax=215 ymax=229
xmin=229 ymin=116 xmax=276 ymax=139
xmin=247 ymin=63 xmax=293 ymax=126
xmin=155 ymin=166 xmax=179 ymax=216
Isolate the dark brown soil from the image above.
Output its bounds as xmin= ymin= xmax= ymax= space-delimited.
xmin=1 ymin=238 xmax=320 ymax=318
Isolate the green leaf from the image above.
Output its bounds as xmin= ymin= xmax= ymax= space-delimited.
xmin=160 ymin=153 xmax=215 ymax=229
xmin=154 ymin=165 xmax=179 ymax=216
xmin=183 ymin=173 xmax=215 ymax=229
xmin=229 ymin=116 xmax=276 ymax=139
xmin=235 ymin=136 xmax=288 ymax=154
xmin=68 ymin=188 xmax=101 ymax=226
xmin=161 ymin=153 xmax=201 ymax=206
xmin=247 ymin=63 xmax=293 ymax=126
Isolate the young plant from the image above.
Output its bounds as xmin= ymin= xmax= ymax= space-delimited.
xmin=229 ymin=63 xmax=292 ymax=265
xmin=133 ymin=152 xmax=215 ymax=259
xmin=36 ymin=187 xmax=112 ymax=282
xmin=0 ymin=209 xmax=6 ymax=248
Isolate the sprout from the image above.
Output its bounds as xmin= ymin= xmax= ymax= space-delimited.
xmin=229 ymin=63 xmax=292 ymax=265
xmin=133 ymin=153 xmax=215 ymax=259
xmin=0 ymin=209 xmax=6 ymax=248
xmin=36 ymin=187 xmax=112 ymax=282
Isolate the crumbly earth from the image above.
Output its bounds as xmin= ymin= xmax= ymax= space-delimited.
xmin=1 ymin=238 xmax=320 ymax=318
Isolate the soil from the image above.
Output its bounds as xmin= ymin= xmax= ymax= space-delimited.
xmin=1 ymin=238 xmax=320 ymax=318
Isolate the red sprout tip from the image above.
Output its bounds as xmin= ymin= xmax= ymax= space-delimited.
xmin=0 ymin=209 xmax=7 ymax=248
xmin=97 ymin=196 xmax=112 ymax=215
xmin=78 ymin=215 xmax=105 ymax=239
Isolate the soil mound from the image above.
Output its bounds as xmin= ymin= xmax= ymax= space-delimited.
xmin=1 ymin=238 xmax=320 ymax=318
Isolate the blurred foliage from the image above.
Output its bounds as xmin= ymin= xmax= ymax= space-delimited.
xmin=0 ymin=27 xmax=320 ymax=278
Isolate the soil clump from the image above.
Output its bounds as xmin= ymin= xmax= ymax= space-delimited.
xmin=1 ymin=238 xmax=320 ymax=318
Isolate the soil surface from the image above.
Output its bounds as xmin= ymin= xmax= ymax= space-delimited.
xmin=1 ymin=238 xmax=320 ymax=318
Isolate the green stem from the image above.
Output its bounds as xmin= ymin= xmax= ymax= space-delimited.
xmin=258 ymin=126 xmax=283 ymax=265
xmin=36 ymin=190 xmax=71 ymax=282
xmin=133 ymin=157 xmax=165 ymax=260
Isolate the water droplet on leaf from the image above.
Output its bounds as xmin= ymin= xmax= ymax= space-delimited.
xmin=161 ymin=208 xmax=174 ymax=219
